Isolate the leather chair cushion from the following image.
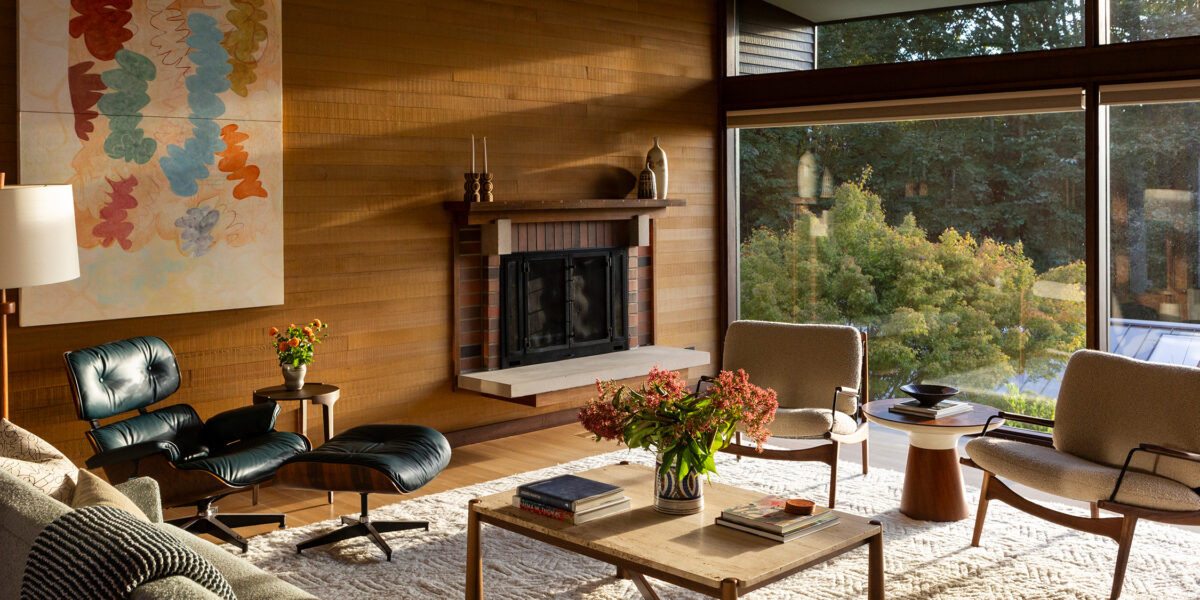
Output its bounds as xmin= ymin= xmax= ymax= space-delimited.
xmin=66 ymin=337 xmax=181 ymax=421
xmin=178 ymin=432 xmax=309 ymax=488
xmin=283 ymin=425 xmax=451 ymax=493
xmin=89 ymin=404 xmax=205 ymax=455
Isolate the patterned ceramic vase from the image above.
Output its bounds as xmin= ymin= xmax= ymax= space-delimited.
xmin=282 ymin=363 xmax=306 ymax=391
xmin=637 ymin=161 xmax=658 ymax=199
xmin=654 ymin=452 xmax=703 ymax=515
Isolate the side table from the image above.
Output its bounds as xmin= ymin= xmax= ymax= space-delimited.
xmin=863 ymin=398 xmax=1000 ymax=522
xmin=254 ymin=383 xmax=340 ymax=504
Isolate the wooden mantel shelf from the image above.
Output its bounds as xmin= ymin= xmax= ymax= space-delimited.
xmin=458 ymin=345 xmax=710 ymax=407
xmin=444 ymin=198 xmax=686 ymax=225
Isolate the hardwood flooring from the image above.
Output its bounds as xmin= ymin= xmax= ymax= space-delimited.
xmin=179 ymin=422 xmax=1098 ymax=545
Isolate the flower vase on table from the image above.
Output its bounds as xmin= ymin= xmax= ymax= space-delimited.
xmin=579 ymin=367 xmax=778 ymax=515
xmin=269 ymin=319 xmax=330 ymax=391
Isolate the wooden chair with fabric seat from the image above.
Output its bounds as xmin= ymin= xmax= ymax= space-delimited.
xmin=717 ymin=320 xmax=869 ymax=508
xmin=963 ymin=349 xmax=1200 ymax=600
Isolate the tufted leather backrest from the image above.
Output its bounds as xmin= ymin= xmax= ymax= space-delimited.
xmin=64 ymin=336 xmax=182 ymax=421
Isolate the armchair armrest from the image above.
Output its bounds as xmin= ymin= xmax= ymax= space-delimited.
xmin=113 ymin=476 xmax=164 ymax=523
xmin=203 ymin=401 xmax=280 ymax=446
xmin=85 ymin=440 xmax=180 ymax=470
xmin=694 ymin=375 xmax=716 ymax=395
xmin=1110 ymin=442 xmax=1200 ymax=503
xmin=981 ymin=411 xmax=1056 ymax=438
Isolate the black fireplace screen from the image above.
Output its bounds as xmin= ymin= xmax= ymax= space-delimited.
xmin=500 ymin=248 xmax=629 ymax=368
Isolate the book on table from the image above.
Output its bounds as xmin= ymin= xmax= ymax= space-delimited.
xmin=515 ymin=474 xmax=624 ymax=512
xmin=889 ymin=399 xmax=972 ymax=419
xmin=719 ymin=495 xmax=839 ymax=535
xmin=715 ymin=516 xmax=840 ymax=543
xmin=512 ymin=494 xmax=631 ymax=525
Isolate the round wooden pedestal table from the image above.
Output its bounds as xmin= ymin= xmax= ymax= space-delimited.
xmin=863 ymin=398 xmax=1001 ymax=522
xmin=253 ymin=383 xmax=340 ymax=504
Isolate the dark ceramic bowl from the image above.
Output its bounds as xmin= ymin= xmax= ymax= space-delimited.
xmin=900 ymin=383 xmax=960 ymax=407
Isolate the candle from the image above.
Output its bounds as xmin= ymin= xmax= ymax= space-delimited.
xmin=483 ymin=137 xmax=488 ymax=173
xmin=471 ymin=134 xmax=476 ymax=173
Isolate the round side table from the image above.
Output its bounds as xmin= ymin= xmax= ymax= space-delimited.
xmin=863 ymin=398 xmax=1001 ymax=522
xmin=253 ymin=383 xmax=340 ymax=444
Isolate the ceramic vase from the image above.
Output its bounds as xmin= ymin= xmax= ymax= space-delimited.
xmin=646 ymin=137 xmax=668 ymax=201
xmin=654 ymin=452 xmax=703 ymax=515
xmin=637 ymin=161 xmax=658 ymax=199
xmin=282 ymin=363 xmax=306 ymax=391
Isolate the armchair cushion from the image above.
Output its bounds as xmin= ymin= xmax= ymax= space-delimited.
xmin=768 ymin=407 xmax=859 ymax=438
xmin=723 ymin=321 xmax=862 ymax=411
xmin=967 ymin=436 xmax=1200 ymax=511
xmin=178 ymin=431 xmax=309 ymax=487
xmin=88 ymin=404 xmax=205 ymax=456
xmin=203 ymin=402 xmax=280 ymax=447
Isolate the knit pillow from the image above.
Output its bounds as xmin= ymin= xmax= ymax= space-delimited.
xmin=0 ymin=419 xmax=78 ymax=502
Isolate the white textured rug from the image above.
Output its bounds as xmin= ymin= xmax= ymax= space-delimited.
xmin=238 ymin=450 xmax=1200 ymax=599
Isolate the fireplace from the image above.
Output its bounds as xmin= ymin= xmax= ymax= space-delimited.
xmin=500 ymin=247 xmax=629 ymax=368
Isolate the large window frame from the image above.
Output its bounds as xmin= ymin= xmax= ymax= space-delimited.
xmin=718 ymin=0 xmax=1200 ymax=439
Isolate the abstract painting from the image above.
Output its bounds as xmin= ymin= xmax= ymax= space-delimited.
xmin=17 ymin=0 xmax=283 ymax=326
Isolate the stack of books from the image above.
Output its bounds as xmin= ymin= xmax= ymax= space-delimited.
xmin=513 ymin=474 xmax=631 ymax=525
xmin=889 ymin=398 xmax=971 ymax=418
xmin=715 ymin=495 xmax=840 ymax=543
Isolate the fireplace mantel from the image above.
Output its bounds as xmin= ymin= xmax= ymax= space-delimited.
xmin=443 ymin=198 xmax=686 ymax=225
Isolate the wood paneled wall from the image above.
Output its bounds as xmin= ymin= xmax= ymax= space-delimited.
xmin=0 ymin=0 xmax=719 ymax=463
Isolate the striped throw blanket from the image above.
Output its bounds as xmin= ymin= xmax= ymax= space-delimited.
xmin=21 ymin=505 xmax=235 ymax=600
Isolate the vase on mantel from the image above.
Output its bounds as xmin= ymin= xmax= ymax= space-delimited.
xmin=282 ymin=364 xmax=306 ymax=391
xmin=646 ymin=137 xmax=668 ymax=201
xmin=654 ymin=452 xmax=703 ymax=515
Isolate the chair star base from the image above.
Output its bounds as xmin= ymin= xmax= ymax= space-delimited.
xmin=295 ymin=493 xmax=429 ymax=561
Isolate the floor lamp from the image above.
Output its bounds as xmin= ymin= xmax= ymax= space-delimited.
xmin=0 ymin=175 xmax=80 ymax=420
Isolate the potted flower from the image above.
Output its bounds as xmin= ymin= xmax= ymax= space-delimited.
xmin=579 ymin=367 xmax=777 ymax=515
xmin=269 ymin=319 xmax=329 ymax=390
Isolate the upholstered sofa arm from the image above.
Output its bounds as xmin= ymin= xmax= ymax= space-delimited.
xmin=113 ymin=476 xmax=164 ymax=523
xmin=203 ymin=401 xmax=280 ymax=447
xmin=85 ymin=440 xmax=181 ymax=469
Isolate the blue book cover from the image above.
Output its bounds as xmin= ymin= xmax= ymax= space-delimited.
xmin=516 ymin=475 xmax=622 ymax=511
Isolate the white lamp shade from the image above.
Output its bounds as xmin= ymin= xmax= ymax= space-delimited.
xmin=0 ymin=185 xmax=80 ymax=288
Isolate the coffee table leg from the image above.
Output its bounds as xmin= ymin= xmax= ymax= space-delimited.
xmin=720 ymin=578 xmax=739 ymax=600
xmin=467 ymin=500 xmax=483 ymax=599
xmin=626 ymin=571 xmax=661 ymax=600
xmin=868 ymin=521 xmax=884 ymax=600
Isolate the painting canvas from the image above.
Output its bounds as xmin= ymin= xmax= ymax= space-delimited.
xmin=17 ymin=0 xmax=283 ymax=326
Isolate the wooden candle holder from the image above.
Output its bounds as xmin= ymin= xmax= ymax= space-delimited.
xmin=480 ymin=172 xmax=494 ymax=202
xmin=464 ymin=172 xmax=481 ymax=203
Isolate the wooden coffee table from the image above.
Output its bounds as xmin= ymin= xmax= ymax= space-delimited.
xmin=466 ymin=463 xmax=883 ymax=599
xmin=863 ymin=398 xmax=1001 ymax=522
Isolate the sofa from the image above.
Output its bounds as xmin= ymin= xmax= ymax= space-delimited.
xmin=0 ymin=468 xmax=317 ymax=600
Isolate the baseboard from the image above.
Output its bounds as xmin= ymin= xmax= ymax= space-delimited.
xmin=443 ymin=407 xmax=579 ymax=448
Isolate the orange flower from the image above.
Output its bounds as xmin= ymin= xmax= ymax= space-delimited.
xmin=278 ymin=341 xmax=288 ymax=352
xmin=312 ymin=318 xmax=322 ymax=328
xmin=269 ymin=327 xmax=279 ymax=336
xmin=288 ymin=337 xmax=300 ymax=347
xmin=302 ymin=327 xmax=313 ymax=336
xmin=289 ymin=323 xmax=296 ymax=330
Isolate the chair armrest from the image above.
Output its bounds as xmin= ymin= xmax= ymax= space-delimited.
xmin=85 ymin=440 xmax=180 ymax=469
xmin=694 ymin=375 xmax=716 ymax=395
xmin=1109 ymin=442 xmax=1200 ymax=502
xmin=113 ymin=476 xmax=164 ymax=523
xmin=203 ymin=401 xmax=279 ymax=446
xmin=980 ymin=411 xmax=1056 ymax=438
xmin=829 ymin=386 xmax=859 ymax=431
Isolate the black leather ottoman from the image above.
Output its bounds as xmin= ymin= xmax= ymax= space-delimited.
xmin=275 ymin=424 xmax=451 ymax=560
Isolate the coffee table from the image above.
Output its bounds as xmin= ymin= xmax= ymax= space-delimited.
xmin=466 ymin=463 xmax=883 ymax=599
xmin=862 ymin=398 xmax=1001 ymax=522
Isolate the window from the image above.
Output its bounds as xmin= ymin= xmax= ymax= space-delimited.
xmin=737 ymin=108 xmax=1086 ymax=427
xmin=1109 ymin=0 xmax=1200 ymax=42
xmin=735 ymin=0 xmax=1083 ymax=75
xmin=1107 ymin=97 xmax=1200 ymax=366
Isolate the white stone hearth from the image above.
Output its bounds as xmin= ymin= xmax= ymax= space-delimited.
xmin=456 ymin=346 xmax=710 ymax=398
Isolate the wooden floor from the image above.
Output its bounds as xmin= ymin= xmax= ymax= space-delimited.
xmin=175 ymin=421 xmax=1104 ymax=547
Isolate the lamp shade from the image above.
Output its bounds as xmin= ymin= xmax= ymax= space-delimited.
xmin=0 ymin=185 xmax=80 ymax=288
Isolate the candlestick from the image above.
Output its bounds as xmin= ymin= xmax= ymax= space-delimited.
xmin=464 ymin=172 xmax=481 ymax=203
xmin=483 ymin=137 xmax=488 ymax=173
xmin=480 ymin=172 xmax=493 ymax=202
xmin=471 ymin=134 xmax=476 ymax=174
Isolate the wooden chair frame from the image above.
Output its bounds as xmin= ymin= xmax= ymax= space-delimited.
xmin=963 ymin=412 xmax=1200 ymax=600
xmin=720 ymin=331 xmax=869 ymax=508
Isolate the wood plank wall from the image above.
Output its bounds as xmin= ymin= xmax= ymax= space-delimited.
xmin=0 ymin=0 xmax=719 ymax=463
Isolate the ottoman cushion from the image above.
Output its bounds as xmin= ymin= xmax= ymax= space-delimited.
xmin=282 ymin=425 xmax=451 ymax=493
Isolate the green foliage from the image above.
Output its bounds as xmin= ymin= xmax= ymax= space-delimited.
xmin=967 ymin=384 xmax=1057 ymax=433
xmin=740 ymin=177 xmax=1085 ymax=400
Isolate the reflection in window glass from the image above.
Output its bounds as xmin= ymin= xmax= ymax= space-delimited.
xmin=1109 ymin=101 xmax=1200 ymax=367
xmin=1110 ymin=0 xmax=1200 ymax=43
xmin=738 ymin=113 xmax=1085 ymax=430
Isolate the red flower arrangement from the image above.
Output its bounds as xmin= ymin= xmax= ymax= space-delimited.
xmin=579 ymin=367 xmax=777 ymax=481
